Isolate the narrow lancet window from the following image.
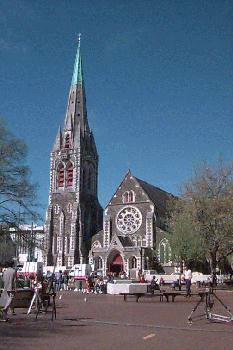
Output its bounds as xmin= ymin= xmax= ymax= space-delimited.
xmin=58 ymin=163 xmax=65 ymax=188
xmin=65 ymin=134 xmax=71 ymax=148
xmin=129 ymin=191 xmax=135 ymax=202
xmin=122 ymin=191 xmax=129 ymax=203
xmin=66 ymin=161 xmax=74 ymax=187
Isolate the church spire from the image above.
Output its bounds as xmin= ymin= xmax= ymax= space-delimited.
xmin=52 ymin=126 xmax=62 ymax=151
xmin=63 ymin=34 xmax=90 ymax=139
xmin=46 ymin=34 xmax=103 ymax=269
xmin=71 ymin=33 xmax=83 ymax=87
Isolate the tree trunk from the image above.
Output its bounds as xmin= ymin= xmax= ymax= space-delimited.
xmin=209 ymin=253 xmax=217 ymax=287
xmin=179 ymin=260 xmax=184 ymax=273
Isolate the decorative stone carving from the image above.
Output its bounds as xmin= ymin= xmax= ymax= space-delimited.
xmin=116 ymin=206 xmax=142 ymax=234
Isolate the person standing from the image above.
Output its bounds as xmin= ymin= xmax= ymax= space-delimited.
xmin=55 ymin=271 xmax=63 ymax=291
xmin=139 ymin=275 xmax=146 ymax=283
xmin=184 ymin=266 xmax=192 ymax=297
xmin=62 ymin=272 xmax=69 ymax=291
xmin=0 ymin=260 xmax=16 ymax=321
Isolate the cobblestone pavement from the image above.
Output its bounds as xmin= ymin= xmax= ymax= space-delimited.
xmin=0 ymin=290 xmax=233 ymax=350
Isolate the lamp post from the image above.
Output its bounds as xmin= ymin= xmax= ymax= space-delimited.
xmin=91 ymin=251 xmax=95 ymax=267
xmin=140 ymin=247 xmax=146 ymax=273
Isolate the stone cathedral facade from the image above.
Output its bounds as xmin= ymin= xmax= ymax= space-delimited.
xmin=89 ymin=171 xmax=173 ymax=277
xmin=44 ymin=38 xmax=103 ymax=268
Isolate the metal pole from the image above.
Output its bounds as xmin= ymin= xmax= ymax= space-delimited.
xmin=140 ymin=247 xmax=144 ymax=274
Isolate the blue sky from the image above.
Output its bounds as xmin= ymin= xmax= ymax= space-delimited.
xmin=1 ymin=0 xmax=232 ymax=219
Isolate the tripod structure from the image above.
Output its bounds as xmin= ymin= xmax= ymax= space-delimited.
xmin=188 ymin=287 xmax=233 ymax=325
xmin=27 ymin=284 xmax=42 ymax=316
xmin=27 ymin=282 xmax=56 ymax=321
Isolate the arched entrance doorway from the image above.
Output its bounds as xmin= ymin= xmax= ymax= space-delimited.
xmin=107 ymin=250 xmax=124 ymax=275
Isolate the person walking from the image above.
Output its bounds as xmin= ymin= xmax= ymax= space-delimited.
xmin=0 ymin=260 xmax=16 ymax=321
xmin=55 ymin=271 xmax=63 ymax=291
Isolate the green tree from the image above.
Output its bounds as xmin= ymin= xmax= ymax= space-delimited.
xmin=168 ymin=160 xmax=233 ymax=282
xmin=168 ymin=198 xmax=207 ymax=272
xmin=0 ymin=118 xmax=40 ymax=256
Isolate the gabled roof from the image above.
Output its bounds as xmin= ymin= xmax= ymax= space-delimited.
xmin=118 ymin=236 xmax=134 ymax=247
xmin=105 ymin=169 xmax=131 ymax=208
xmin=134 ymin=177 xmax=173 ymax=213
xmin=106 ymin=170 xmax=173 ymax=213
xmin=91 ymin=230 xmax=103 ymax=246
xmin=108 ymin=234 xmax=134 ymax=250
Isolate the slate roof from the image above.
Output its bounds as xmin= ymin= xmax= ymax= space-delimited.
xmin=135 ymin=177 xmax=173 ymax=213
xmin=91 ymin=230 xmax=103 ymax=246
xmin=118 ymin=235 xmax=134 ymax=247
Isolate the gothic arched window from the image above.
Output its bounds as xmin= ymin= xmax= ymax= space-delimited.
xmin=158 ymin=239 xmax=171 ymax=264
xmin=122 ymin=190 xmax=135 ymax=204
xmin=97 ymin=257 xmax=103 ymax=269
xmin=94 ymin=256 xmax=103 ymax=270
xmin=65 ymin=134 xmax=71 ymax=148
xmin=57 ymin=163 xmax=65 ymax=188
xmin=129 ymin=256 xmax=137 ymax=269
xmin=66 ymin=161 xmax=74 ymax=187
xmin=88 ymin=165 xmax=95 ymax=192
xmin=159 ymin=244 xmax=165 ymax=264
xmin=122 ymin=191 xmax=129 ymax=203
xmin=129 ymin=190 xmax=135 ymax=202
xmin=88 ymin=167 xmax=92 ymax=190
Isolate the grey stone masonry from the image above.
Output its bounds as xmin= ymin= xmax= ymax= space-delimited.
xmin=89 ymin=170 xmax=173 ymax=276
xmin=44 ymin=43 xmax=102 ymax=268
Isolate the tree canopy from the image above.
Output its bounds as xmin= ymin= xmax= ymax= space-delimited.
xmin=168 ymin=160 xmax=233 ymax=278
xmin=0 ymin=118 xmax=39 ymax=233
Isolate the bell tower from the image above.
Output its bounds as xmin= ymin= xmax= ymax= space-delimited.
xmin=44 ymin=35 xmax=103 ymax=268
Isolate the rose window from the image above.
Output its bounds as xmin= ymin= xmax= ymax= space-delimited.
xmin=116 ymin=206 xmax=142 ymax=234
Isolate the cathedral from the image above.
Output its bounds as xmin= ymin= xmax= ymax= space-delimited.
xmin=44 ymin=38 xmax=173 ymax=273
xmin=89 ymin=170 xmax=173 ymax=277
xmin=44 ymin=37 xmax=103 ymax=268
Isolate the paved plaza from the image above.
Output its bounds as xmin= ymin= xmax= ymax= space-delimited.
xmin=0 ymin=290 xmax=233 ymax=350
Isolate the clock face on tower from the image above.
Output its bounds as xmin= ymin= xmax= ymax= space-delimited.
xmin=116 ymin=206 xmax=142 ymax=234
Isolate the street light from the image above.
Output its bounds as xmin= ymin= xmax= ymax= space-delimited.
xmin=140 ymin=247 xmax=147 ymax=273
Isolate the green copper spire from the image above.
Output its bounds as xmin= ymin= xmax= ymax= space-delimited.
xmin=71 ymin=33 xmax=83 ymax=86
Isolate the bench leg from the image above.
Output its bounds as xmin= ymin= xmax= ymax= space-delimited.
xmin=52 ymin=295 xmax=56 ymax=321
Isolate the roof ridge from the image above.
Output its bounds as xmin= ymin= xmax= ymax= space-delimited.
xmin=134 ymin=176 xmax=169 ymax=194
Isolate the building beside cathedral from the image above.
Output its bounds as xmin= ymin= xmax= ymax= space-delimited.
xmin=89 ymin=170 xmax=173 ymax=277
xmin=44 ymin=37 xmax=103 ymax=268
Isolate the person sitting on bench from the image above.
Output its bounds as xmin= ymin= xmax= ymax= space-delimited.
xmin=172 ymin=278 xmax=181 ymax=291
xmin=150 ymin=276 xmax=160 ymax=294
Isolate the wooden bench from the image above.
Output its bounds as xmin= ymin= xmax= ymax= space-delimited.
xmin=162 ymin=290 xmax=207 ymax=302
xmin=120 ymin=290 xmax=208 ymax=303
xmin=11 ymin=289 xmax=34 ymax=309
xmin=0 ymin=288 xmax=34 ymax=309
xmin=120 ymin=292 xmax=164 ymax=302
